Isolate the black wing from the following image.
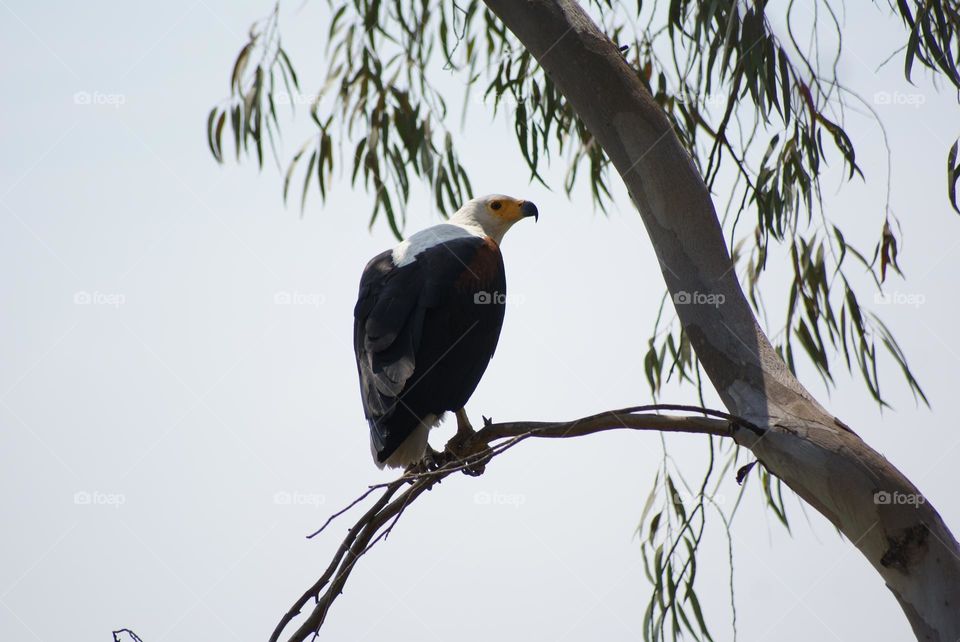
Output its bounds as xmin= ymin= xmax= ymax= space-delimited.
xmin=353 ymin=237 xmax=506 ymax=463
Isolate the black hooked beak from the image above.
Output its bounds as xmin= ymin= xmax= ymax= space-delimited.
xmin=520 ymin=200 xmax=539 ymax=222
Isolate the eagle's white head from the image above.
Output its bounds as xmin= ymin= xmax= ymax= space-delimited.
xmin=449 ymin=194 xmax=539 ymax=244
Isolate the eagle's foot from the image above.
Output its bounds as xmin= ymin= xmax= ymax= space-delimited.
xmin=446 ymin=408 xmax=477 ymax=455
xmin=445 ymin=409 xmax=490 ymax=476
xmin=403 ymin=461 xmax=426 ymax=477
xmin=404 ymin=446 xmax=443 ymax=479
xmin=443 ymin=440 xmax=491 ymax=476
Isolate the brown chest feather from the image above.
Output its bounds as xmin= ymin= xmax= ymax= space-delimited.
xmin=454 ymin=237 xmax=503 ymax=290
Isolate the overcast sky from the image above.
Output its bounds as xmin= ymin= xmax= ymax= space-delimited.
xmin=2 ymin=2 xmax=959 ymax=641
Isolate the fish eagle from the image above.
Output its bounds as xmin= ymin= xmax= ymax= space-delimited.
xmin=353 ymin=194 xmax=538 ymax=469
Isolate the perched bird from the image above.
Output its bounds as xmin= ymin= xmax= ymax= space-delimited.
xmin=353 ymin=194 xmax=538 ymax=469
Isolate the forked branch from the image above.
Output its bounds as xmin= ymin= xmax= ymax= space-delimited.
xmin=269 ymin=404 xmax=760 ymax=642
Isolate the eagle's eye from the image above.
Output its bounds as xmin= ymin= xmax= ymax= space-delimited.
xmin=490 ymin=201 xmax=502 ymax=211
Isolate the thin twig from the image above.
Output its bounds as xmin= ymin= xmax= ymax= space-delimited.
xmin=307 ymin=485 xmax=381 ymax=538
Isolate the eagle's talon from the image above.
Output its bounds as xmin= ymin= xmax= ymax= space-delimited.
xmin=404 ymin=446 xmax=445 ymax=478
xmin=424 ymin=446 xmax=440 ymax=469
xmin=461 ymin=451 xmax=490 ymax=476
xmin=482 ymin=415 xmax=493 ymax=427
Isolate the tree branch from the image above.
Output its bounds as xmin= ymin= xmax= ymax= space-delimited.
xmin=270 ymin=405 xmax=747 ymax=642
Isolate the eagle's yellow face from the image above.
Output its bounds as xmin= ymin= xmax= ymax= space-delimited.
xmin=485 ymin=196 xmax=539 ymax=223
xmin=450 ymin=194 xmax=538 ymax=244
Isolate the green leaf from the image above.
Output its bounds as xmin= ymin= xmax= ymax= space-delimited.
xmin=206 ymin=108 xmax=223 ymax=163
xmin=278 ymin=46 xmax=300 ymax=90
xmin=638 ymin=471 xmax=661 ymax=534
xmin=949 ymin=139 xmax=959 ymax=215
xmin=231 ymin=42 xmax=254 ymax=92
xmin=301 ymin=149 xmax=317 ymax=213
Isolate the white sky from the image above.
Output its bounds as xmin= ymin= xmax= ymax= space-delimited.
xmin=1 ymin=2 xmax=959 ymax=641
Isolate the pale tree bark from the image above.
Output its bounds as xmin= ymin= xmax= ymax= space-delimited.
xmin=481 ymin=1 xmax=960 ymax=639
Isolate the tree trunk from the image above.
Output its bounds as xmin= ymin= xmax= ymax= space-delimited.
xmin=481 ymin=1 xmax=960 ymax=638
